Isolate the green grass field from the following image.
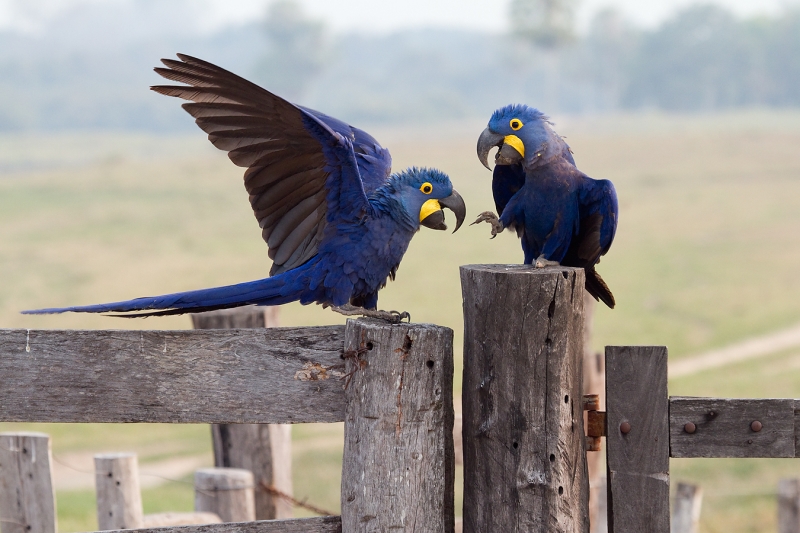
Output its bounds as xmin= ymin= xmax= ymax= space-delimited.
xmin=2 ymin=110 xmax=800 ymax=531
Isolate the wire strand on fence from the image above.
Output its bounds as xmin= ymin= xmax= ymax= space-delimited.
xmin=49 ymin=449 xmax=335 ymax=513
xmin=260 ymin=480 xmax=336 ymax=516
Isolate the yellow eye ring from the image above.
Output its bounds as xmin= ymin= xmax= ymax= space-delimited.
xmin=510 ymin=119 xmax=523 ymax=130
xmin=420 ymin=182 xmax=433 ymax=194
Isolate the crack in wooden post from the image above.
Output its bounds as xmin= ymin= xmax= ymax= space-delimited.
xmin=460 ymin=264 xmax=589 ymax=532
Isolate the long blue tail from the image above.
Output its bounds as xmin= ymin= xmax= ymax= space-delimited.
xmin=23 ymin=266 xmax=309 ymax=317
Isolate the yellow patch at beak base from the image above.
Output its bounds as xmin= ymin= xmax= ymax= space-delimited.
xmin=503 ymin=135 xmax=525 ymax=158
xmin=419 ymin=198 xmax=442 ymax=221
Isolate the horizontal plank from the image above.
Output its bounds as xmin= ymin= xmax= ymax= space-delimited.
xmin=101 ymin=516 xmax=342 ymax=533
xmin=670 ymin=397 xmax=795 ymax=458
xmin=0 ymin=327 xmax=345 ymax=424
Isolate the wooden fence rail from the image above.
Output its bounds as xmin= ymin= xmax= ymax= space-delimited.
xmin=0 ymin=326 xmax=345 ymax=424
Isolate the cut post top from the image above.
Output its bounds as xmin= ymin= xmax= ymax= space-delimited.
xmin=460 ymin=264 xmax=584 ymax=276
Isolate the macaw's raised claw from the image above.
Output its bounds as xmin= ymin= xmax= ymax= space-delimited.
xmin=471 ymin=210 xmax=504 ymax=238
xmin=331 ymin=304 xmax=411 ymax=324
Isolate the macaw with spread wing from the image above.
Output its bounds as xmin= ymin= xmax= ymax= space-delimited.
xmin=473 ymin=104 xmax=617 ymax=308
xmin=25 ymin=54 xmax=466 ymax=321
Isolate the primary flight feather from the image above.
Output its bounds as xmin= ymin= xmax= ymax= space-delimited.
xmin=24 ymin=54 xmax=466 ymax=320
xmin=473 ymin=104 xmax=618 ymax=308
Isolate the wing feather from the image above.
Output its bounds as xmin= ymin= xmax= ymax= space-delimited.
xmin=153 ymin=54 xmax=383 ymax=274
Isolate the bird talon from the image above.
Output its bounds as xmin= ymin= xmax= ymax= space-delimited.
xmin=472 ymin=211 xmax=504 ymax=237
xmin=330 ymin=304 xmax=410 ymax=324
xmin=534 ymin=255 xmax=561 ymax=269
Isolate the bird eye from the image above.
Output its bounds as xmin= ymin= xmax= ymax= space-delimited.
xmin=420 ymin=182 xmax=433 ymax=194
xmin=510 ymin=119 xmax=523 ymax=131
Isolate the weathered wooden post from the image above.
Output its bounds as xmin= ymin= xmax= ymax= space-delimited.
xmin=605 ymin=346 xmax=670 ymax=533
xmin=192 ymin=306 xmax=293 ymax=519
xmin=341 ymin=318 xmax=455 ymax=532
xmin=0 ymin=432 xmax=57 ymax=533
xmin=778 ymin=479 xmax=800 ymax=533
xmin=94 ymin=453 xmax=145 ymax=530
xmin=460 ymin=265 xmax=588 ymax=532
xmin=670 ymin=482 xmax=702 ymax=533
xmin=194 ymin=467 xmax=256 ymax=522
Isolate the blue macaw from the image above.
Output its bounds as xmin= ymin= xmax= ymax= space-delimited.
xmin=473 ymin=104 xmax=618 ymax=308
xmin=24 ymin=54 xmax=466 ymax=321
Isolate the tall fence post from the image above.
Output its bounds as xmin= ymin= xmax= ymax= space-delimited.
xmin=195 ymin=467 xmax=256 ymax=522
xmin=192 ymin=306 xmax=293 ymax=519
xmin=94 ymin=453 xmax=144 ymax=530
xmin=460 ymin=265 xmax=588 ymax=532
xmin=341 ymin=318 xmax=455 ymax=532
xmin=605 ymin=346 xmax=670 ymax=533
xmin=0 ymin=432 xmax=56 ymax=533
xmin=670 ymin=482 xmax=702 ymax=533
xmin=778 ymin=479 xmax=800 ymax=533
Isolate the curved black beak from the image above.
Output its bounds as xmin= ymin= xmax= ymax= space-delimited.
xmin=420 ymin=189 xmax=467 ymax=233
xmin=477 ymin=127 xmax=505 ymax=170
xmin=440 ymin=189 xmax=466 ymax=232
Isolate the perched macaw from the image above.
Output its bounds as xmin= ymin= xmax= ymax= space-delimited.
xmin=24 ymin=54 xmax=466 ymax=321
xmin=473 ymin=104 xmax=618 ymax=308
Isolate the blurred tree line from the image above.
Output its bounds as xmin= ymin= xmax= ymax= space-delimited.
xmin=1 ymin=0 xmax=800 ymax=131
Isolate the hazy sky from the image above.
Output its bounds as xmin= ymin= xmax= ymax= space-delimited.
xmin=0 ymin=0 xmax=794 ymax=34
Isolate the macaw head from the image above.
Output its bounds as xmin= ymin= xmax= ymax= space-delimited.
xmin=386 ymin=167 xmax=466 ymax=232
xmin=477 ymin=104 xmax=569 ymax=170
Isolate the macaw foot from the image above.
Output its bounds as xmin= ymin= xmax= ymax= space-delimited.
xmin=534 ymin=255 xmax=561 ymax=269
xmin=330 ymin=304 xmax=411 ymax=324
xmin=470 ymin=211 xmax=504 ymax=238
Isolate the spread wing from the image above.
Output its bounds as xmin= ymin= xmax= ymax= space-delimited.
xmin=152 ymin=54 xmax=389 ymax=275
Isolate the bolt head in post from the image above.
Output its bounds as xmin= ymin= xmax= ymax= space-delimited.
xmin=619 ymin=421 xmax=631 ymax=434
xmin=750 ymin=420 xmax=762 ymax=432
xmin=684 ymin=422 xmax=696 ymax=434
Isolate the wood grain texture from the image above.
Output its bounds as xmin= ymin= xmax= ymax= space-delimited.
xmin=670 ymin=483 xmax=702 ymax=533
xmin=605 ymin=346 xmax=670 ymax=533
xmin=795 ymin=400 xmax=800 ymax=458
xmin=98 ymin=516 xmax=342 ymax=533
xmin=142 ymin=512 xmax=222 ymax=527
xmin=778 ymin=479 xmax=800 ymax=533
xmin=0 ymin=432 xmax=56 ymax=533
xmin=670 ymin=398 xmax=795 ymax=458
xmin=95 ymin=453 xmax=144 ymax=530
xmin=0 ymin=326 xmax=345 ymax=424
xmin=195 ymin=468 xmax=256 ymax=522
xmin=341 ymin=319 xmax=455 ymax=532
xmin=460 ymin=265 xmax=588 ymax=533
xmin=196 ymin=307 xmax=294 ymax=520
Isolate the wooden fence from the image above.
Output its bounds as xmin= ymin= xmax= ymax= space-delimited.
xmin=0 ymin=319 xmax=455 ymax=533
xmin=2 ymin=265 xmax=799 ymax=532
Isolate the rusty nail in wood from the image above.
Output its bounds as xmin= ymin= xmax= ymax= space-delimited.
xmin=684 ymin=422 xmax=696 ymax=434
xmin=620 ymin=421 xmax=631 ymax=434
xmin=750 ymin=420 xmax=762 ymax=432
